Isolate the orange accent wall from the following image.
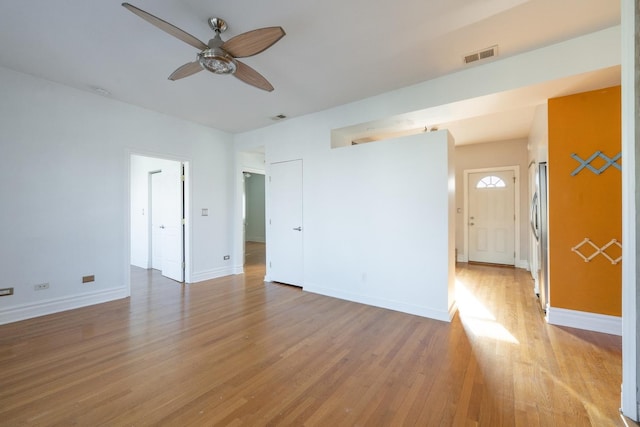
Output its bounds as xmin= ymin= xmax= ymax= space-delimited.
xmin=547 ymin=86 xmax=621 ymax=316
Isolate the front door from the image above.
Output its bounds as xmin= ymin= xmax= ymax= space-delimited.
xmin=269 ymin=160 xmax=303 ymax=286
xmin=468 ymin=170 xmax=515 ymax=265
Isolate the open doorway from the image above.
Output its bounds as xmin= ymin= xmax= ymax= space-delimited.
xmin=237 ymin=149 xmax=267 ymax=276
xmin=130 ymin=154 xmax=189 ymax=283
xmin=243 ymin=171 xmax=266 ymax=271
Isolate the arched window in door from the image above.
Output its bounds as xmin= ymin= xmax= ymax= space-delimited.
xmin=476 ymin=175 xmax=506 ymax=189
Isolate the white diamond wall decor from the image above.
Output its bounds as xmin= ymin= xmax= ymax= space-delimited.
xmin=570 ymin=151 xmax=621 ymax=176
xmin=571 ymin=238 xmax=622 ymax=264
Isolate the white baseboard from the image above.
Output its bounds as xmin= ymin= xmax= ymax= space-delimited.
xmin=232 ymin=265 xmax=244 ymax=275
xmin=0 ymin=288 xmax=129 ymax=325
xmin=547 ymin=307 xmax=622 ymax=336
xmin=303 ymin=283 xmax=452 ymax=322
xmin=448 ymin=300 xmax=458 ymax=320
xmin=189 ymin=267 xmax=235 ymax=283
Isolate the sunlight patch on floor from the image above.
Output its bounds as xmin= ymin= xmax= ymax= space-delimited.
xmin=456 ymin=279 xmax=519 ymax=344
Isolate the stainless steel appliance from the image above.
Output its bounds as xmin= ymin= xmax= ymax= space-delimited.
xmin=530 ymin=162 xmax=549 ymax=313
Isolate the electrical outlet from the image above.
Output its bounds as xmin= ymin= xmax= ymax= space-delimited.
xmin=223 ymin=255 xmax=230 ymax=260
xmin=82 ymin=275 xmax=95 ymax=283
xmin=0 ymin=288 xmax=14 ymax=297
xmin=34 ymin=283 xmax=49 ymax=291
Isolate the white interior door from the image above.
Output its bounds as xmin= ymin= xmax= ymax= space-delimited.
xmin=159 ymin=162 xmax=184 ymax=282
xmin=150 ymin=172 xmax=163 ymax=270
xmin=269 ymin=160 xmax=303 ymax=286
xmin=468 ymin=170 xmax=515 ymax=265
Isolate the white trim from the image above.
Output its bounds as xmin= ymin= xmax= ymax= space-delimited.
xmin=621 ymin=0 xmax=638 ymax=419
xmin=0 ymin=288 xmax=128 ymax=325
xmin=123 ymin=151 xmax=133 ymax=300
xmin=236 ymin=162 xmax=267 ymax=280
xmin=547 ymin=307 xmax=622 ymax=336
xmin=304 ymin=282 xmax=453 ymax=322
xmin=448 ymin=300 xmax=458 ymax=320
xmin=190 ymin=267 xmax=236 ymax=284
xmin=147 ymin=169 xmax=162 ymax=269
xmin=463 ymin=165 xmax=521 ymax=267
xmin=242 ymin=167 xmax=266 ymax=175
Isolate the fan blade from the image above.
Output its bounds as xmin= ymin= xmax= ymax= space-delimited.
xmin=122 ymin=3 xmax=208 ymax=51
xmin=168 ymin=61 xmax=203 ymax=81
xmin=222 ymin=27 xmax=285 ymax=58
xmin=234 ymin=61 xmax=274 ymax=92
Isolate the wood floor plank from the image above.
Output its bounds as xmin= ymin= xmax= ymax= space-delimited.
xmin=0 ymin=243 xmax=636 ymax=426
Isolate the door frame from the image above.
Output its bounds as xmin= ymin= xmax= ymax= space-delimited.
xmin=233 ymin=149 xmax=266 ymax=276
xmin=241 ymin=168 xmax=266 ymax=264
xmin=462 ymin=165 xmax=520 ymax=265
xmin=148 ymin=169 xmax=162 ymax=269
xmin=126 ymin=151 xmax=191 ymax=291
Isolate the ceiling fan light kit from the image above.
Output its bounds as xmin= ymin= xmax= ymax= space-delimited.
xmin=198 ymin=48 xmax=237 ymax=74
xmin=121 ymin=3 xmax=285 ymax=91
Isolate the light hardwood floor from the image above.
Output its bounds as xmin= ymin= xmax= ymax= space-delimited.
xmin=0 ymin=242 xmax=635 ymax=426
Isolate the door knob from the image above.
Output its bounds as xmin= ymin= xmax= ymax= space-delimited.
xmin=469 ymin=223 xmax=475 ymax=226
xmin=159 ymin=225 xmax=165 ymax=229
xmin=293 ymin=227 xmax=302 ymax=231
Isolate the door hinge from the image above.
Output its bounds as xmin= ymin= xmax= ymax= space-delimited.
xmin=182 ymin=218 xmax=185 ymax=225
xmin=181 ymin=261 xmax=185 ymax=269
xmin=269 ymin=176 xmax=272 ymax=182
xmin=269 ymin=262 xmax=272 ymax=268
xmin=181 ymin=175 xmax=185 ymax=182
xmin=513 ymin=176 xmax=516 ymax=183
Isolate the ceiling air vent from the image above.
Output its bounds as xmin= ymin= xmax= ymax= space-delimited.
xmin=463 ymin=45 xmax=498 ymax=64
xmin=271 ymin=114 xmax=287 ymax=121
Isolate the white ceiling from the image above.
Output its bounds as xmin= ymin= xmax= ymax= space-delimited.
xmin=335 ymin=65 xmax=622 ymax=145
xmin=0 ymin=0 xmax=620 ymax=142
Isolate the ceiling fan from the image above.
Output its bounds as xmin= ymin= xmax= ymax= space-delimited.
xmin=122 ymin=3 xmax=285 ymax=92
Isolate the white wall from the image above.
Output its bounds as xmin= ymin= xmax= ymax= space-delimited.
xmin=239 ymin=151 xmax=266 ymax=172
xmin=233 ymin=26 xmax=619 ymax=322
xmin=288 ymin=132 xmax=456 ymax=321
xmin=0 ymin=66 xmax=234 ymax=324
xmin=454 ymin=139 xmax=529 ymax=267
xmin=528 ymin=103 xmax=549 ymax=165
xmin=237 ymin=122 xmax=458 ymax=323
